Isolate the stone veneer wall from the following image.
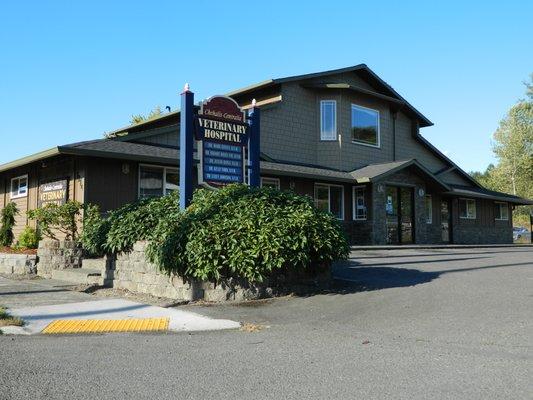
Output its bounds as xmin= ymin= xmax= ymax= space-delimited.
xmin=0 ymin=253 xmax=38 ymax=275
xmin=110 ymin=241 xmax=274 ymax=301
xmin=108 ymin=241 xmax=331 ymax=302
xmin=36 ymin=239 xmax=83 ymax=278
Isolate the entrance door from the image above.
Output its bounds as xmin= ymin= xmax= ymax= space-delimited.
xmin=386 ymin=186 xmax=414 ymax=244
xmin=441 ymin=200 xmax=451 ymax=243
xmin=400 ymin=187 xmax=414 ymax=244
xmin=386 ymin=187 xmax=399 ymax=244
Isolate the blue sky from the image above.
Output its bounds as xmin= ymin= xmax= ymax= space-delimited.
xmin=1 ymin=1 xmax=531 ymax=172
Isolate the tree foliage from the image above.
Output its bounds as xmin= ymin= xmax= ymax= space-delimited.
xmin=27 ymin=201 xmax=83 ymax=241
xmin=130 ymin=106 xmax=164 ymax=125
xmin=470 ymin=75 xmax=533 ymax=224
xmin=0 ymin=203 xmax=19 ymax=247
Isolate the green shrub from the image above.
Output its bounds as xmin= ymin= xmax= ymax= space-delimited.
xmin=103 ymin=191 xmax=180 ymax=254
xmin=17 ymin=226 xmax=41 ymax=249
xmin=146 ymin=184 xmax=349 ymax=283
xmin=0 ymin=202 xmax=19 ymax=247
xmin=27 ymin=201 xmax=83 ymax=241
xmin=80 ymin=204 xmax=110 ymax=256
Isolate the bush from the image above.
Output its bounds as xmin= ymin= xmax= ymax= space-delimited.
xmin=27 ymin=201 xmax=83 ymax=241
xmin=80 ymin=204 xmax=110 ymax=257
xmin=146 ymin=184 xmax=349 ymax=283
xmin=0 ymin=202 xmax=19 ymax=247
xmin=102 ymin=191 xmax=180 ymax=254
xmin=17 ymin=226 xmax=41 ymax=249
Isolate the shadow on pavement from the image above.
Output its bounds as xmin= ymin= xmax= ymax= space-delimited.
xmin=332 ymin=261 xmax=532 ymax=292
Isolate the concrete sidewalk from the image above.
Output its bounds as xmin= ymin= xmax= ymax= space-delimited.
xmin=0 ymin=276 xmax=239 ymax=335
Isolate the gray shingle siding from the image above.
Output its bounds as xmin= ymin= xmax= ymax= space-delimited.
xmin=259 ymin=71 xmax=465 ymax=182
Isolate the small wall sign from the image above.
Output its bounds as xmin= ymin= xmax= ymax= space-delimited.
xmin=195 ymin=96 xmax=249 ymax=189
xmin=38 ymin=179 xmax=68 ymax=207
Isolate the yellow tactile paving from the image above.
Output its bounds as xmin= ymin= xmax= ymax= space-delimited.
xmin=42 ymin=317 xmax=169 ymax=334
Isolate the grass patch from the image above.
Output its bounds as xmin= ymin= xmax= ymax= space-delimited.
xmin=0 ymin=306 xmax=23 ymax=328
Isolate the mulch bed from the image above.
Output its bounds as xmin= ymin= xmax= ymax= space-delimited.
xmin=0 ymin=246 xmax=37 ymax=255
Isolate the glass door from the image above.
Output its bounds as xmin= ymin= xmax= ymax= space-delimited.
xmin=441 ymin=200 xmax=451 ymax=243
xmin=400 ymin=187 xmax=414 ymax=244
xmin=386 ymin=187 xmax=399 ymax=244
xmin=385 ymin=186 xmax=414 ymax=244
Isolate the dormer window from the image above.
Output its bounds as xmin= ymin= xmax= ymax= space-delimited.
xmin=351 ymin=104 xmax=380 ymax=147
xmin=320 ymin=100 xmax=337 ymax=141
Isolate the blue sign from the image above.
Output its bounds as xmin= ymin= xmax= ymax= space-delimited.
xmin=201 ymin=141 xmax=244 ymax=185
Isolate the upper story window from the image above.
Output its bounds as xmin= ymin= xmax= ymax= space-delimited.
xmin=10 ymin=175 xmax=28 ymax=199
xmin=314 ymin=183 xmax=344 ymax=220
xmin=139 ymin=165 xmax=178 ymax=199
xmin=459 ymin=198 xmax=476 ymax=219
xmin=494 ymin=202 xmax=509 ymax=221
xmin=320 ymin=100 xmax=337 ymax=141
xmin=352 ymin=186 xmax=367 ymax=220
xmin=425 ymin=195 xmax=432 ymax=224
xmin=351 ymin=104 xmax=380 ymax=147
xmin=261 ymin=177 xmax=280 ymax=189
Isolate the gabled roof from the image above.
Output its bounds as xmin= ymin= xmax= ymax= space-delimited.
xmin=349 ymin=159 xmax=450 ymax=191
xmin=109 ymin=64 xmax=433 ymax=137
xmin=228 ymin=64 xmax=433 ymax=127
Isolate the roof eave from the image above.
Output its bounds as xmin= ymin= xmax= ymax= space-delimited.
xmin=0 ymin=147 xmax=61 ymax=173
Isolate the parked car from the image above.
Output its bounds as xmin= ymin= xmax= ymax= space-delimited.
xmin=513 ymin=227 xmax=531 ymax=242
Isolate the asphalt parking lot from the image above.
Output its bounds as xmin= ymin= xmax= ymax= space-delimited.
xmin=1 ymin=247 xmax=532 ymax=400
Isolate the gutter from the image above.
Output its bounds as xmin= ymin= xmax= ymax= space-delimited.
xmin=0 ymin=147 xmax=60 ymax=173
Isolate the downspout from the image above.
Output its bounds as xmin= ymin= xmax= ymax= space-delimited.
xmin=391 ymin=109 xmax=398 ymax=161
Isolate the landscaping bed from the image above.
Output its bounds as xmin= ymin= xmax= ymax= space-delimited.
xmin=0 ymin=246 xmax=37 ymax=255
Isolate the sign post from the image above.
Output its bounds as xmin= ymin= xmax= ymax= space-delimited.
xmin=179 ymin=84 xmax=194 ymax=210
xmin=248 ymin=99 xmax=260 ymax=188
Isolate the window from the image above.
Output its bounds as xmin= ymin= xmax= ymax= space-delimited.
xmin=352 ymin=187 xmax=367 ymax=220
xmin=10 ymin=175 xmax=28 ymax=199
xmin=459 ymin=198 xmax=476 ymax=219
xmin=261 ymin=177 xmax=280 ymax=189
xmin=494 ymin=202 xmax=509 ymax=221
xmin=139 ymin=165 xmax=179 ymax=199
xmin=320 ymin=100 xmax=337 ymax=141
xmin=425 ymin=195 xmax=432 ymax=224
xmin=314 ymin=184 xmax=344 ymax=219
xmin=351 ymin=104 xmax=380 ymax=147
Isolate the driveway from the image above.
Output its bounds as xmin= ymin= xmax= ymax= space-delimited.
xmin=1 ymin=247 xmax=532 ymax=399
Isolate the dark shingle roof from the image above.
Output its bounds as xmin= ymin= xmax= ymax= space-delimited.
xmin=446 ymin=185 xmax=533 ymax=205
xmin=59 ymin=139 xmax=179 ymax=165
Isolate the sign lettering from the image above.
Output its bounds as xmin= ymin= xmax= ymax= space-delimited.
xmin=38 ymin=179 xmax=68 ymax=207
xmin=195 ymin=96 xmax=248 ymax=188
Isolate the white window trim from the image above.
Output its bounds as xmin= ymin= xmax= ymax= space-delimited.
xmin=495 ymin=201 xmax=509 ymax=221
xmin=351 ymin=103 xmax=381 ymax=148
xmin=320 ymin=100 xmax=337 ymax=141
xmin=314 ymin=183 xmax=344 ymax=220
xmin=138 ymin=164 xmax=179 ymax=199
xmin=459 ymin=198 xmax=477 ymax=220
xmin=352 ymin=186 xmax=367 ymax=221
xmin=260 ymin=177 xmax=280 ymax=189
xmin=425 ymin=195 xmax=432 ymax=224
xmin=10 ymin=174 xmax=28 ymax=199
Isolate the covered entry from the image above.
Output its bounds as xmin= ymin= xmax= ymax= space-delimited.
xmin=386 ymin=186 xmax=414 ymax=244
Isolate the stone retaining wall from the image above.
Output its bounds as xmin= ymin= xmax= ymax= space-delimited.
xmin=37 ymin=239 xmax=83 ymax=279
xmin=0 ymin=253 xmax=38 ymax=275
xmin=108 ymin=241 xmax=330 ymax=302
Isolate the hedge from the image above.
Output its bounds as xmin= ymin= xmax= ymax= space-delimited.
xmin=81 ymin=185 xmax=349 ymax=283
